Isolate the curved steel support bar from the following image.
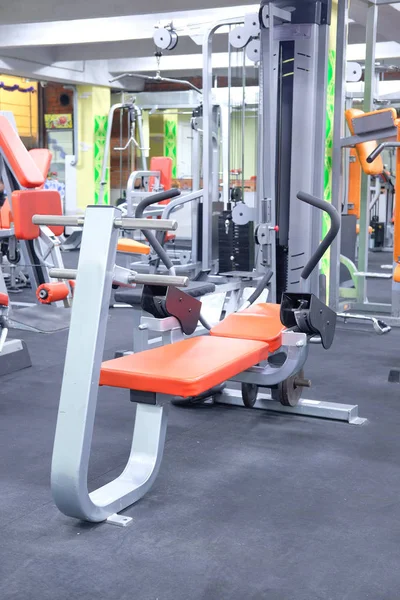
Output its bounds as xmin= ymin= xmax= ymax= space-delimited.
xmin=52 ymin=403 xmax=169 ymax=522
xmin=231 ymin=343 xmax=309 ymax=387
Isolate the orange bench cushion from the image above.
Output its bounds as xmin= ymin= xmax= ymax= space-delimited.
xmin=149 ymin=157 xmax=172 ymax=200
xmin=117 ymin=238 xmax=150 ymax=255
xmin=0 ymin=198 xmax=12 ymax=229
xmin=100 ymin=336 xmax=269 ymax=398
xmin=0 ymin=116 xmax=45 ymax=188
xmin=29 ymin=149 xmax=52 ymax=183
xmin=345 ymin=108 xmax=396 ymax=176
xmin=210 ymin=303 xmax=285 ymax=353
xmin=12 ymin=189 xmax=63 ymax=239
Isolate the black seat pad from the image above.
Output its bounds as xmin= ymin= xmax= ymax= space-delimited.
xmin=114 ymin=281 xmax=215 ymax=306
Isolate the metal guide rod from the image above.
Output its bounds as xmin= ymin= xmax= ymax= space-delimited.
xmin=329 ymin=0 xmax=348 ymax=311
xmin=128 ymin=273 xmax=189 ymax=287
xmin=50 ymin=268 xmax=189 ymax=287
xmin=114 ymin=217 xmax=178 ymax=231
xmin=32 ymin=215 xmax=85 ymax=227
xmin=202 ymin=16 xmax=245 ymax=272
xmin=358 ymin=2 xmax=378 ymax=304
xmin=49 ymin=268 xmax=78 ymax=280
xmin=32 ymin=214 xmax=178 ymax=231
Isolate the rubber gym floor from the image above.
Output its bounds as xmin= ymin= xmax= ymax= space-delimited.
xmin=1 ymin=252 xmax=400 ymax=600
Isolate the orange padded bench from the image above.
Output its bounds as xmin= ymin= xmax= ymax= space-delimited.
xmin=100 ymin=335 xmax=269 ymax=397
xmin=345 ymin=108 xmax=396 ymax=176
xmin=0 ymin=115 xmax=45 ymax=188
xmin=100 ymin=303 xmax=287 ymax=397
xmin=211 ymin=303 xmax=284 ymax=353
xmin=117 ymin=238 xmax=150 ymax=255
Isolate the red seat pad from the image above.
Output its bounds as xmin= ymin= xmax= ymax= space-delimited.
xmin=100 ymin=335 xmax=269 ymax=398
xmin=210 ymin=303 xmax=284 ymax=352
xmin=29 ymin=149 xmax=52 ymax=183
xmin=0 ymin=116 xmax=45 ymax=188
xmin=12 ymin=189 xmax=63 ymax=239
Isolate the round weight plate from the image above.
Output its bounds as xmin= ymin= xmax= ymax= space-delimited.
xmin=232 ymin=202 xmax=252 ymax=226
xmin=277 ymin=369 xmax=304 ymax=407
xmin=241 ymin=383 xmax=259 ymax=408
xmin=231 ymin=187 xmax=243 ymax=202
xmin=166 ymin=30 xmax=178 ymax=51
xmin=153 ymin=28 xmax=177 ymax=51
xmin=229 ymin=26 xmax=249 ymax=49
xmin=246 ymin=39 xmax=261 ymax=63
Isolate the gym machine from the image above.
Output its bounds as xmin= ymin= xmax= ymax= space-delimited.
xmin=337 ymin=106 xmax=400 ymax=324
xmin=45 ymin=186 xmax=364 ymax=526
xmin=0 ymin=269 xmax=31 ymax=376
xmin=0 ymin=114 xmax=72 ymax=333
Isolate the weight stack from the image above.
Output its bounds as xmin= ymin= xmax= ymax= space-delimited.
xmin=218 ymin=210 xmax=254 ymax=273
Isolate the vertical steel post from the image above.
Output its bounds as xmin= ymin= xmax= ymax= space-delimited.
xmin=259 ymin=7 xmax=278 ymax=302
xmin=202 ymin=18 xmax=246 ymax=272
xmin=329 ymin=0 xmax=349 ymax=310
xmin=202 ymin=27 xmax=214 ymax=272
xmin=358 ymin=1 xmax=378 ymax=304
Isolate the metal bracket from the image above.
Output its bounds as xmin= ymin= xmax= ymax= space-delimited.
xmin=106 ymin=514 xmax=133 ymax=527
xmin=260 ymin=5 xmax=292 ymax=28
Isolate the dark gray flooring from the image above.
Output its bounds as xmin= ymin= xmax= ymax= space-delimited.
xmin=1 ymin=254 xmax=400 ymax=599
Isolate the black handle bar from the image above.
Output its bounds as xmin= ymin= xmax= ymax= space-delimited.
xmin=135 ymin=188 xmax=181 ymax=218
xmin=246 ymin=269 xmax=273 ymax=305
xmin=134 ymin=189 xmax=181 ymax=271
xmin=367 ymin=143 xmax=385 ymax=164
xmin=296 ymin=192 xmax=341 ymax=281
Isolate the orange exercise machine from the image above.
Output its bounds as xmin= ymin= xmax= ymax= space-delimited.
xmin=40 ymin=191 xmax=365 ymax=526
xmin=339 ymin=107 xmax=400 ymax=323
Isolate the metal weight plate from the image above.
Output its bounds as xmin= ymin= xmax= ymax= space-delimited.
xmin=231 ymin=187 xmax=243 ymax=202
xmin=153 ymin=28 xmax=178 ymax=51
xmin=232 ymin=202 xmax=254 ymax=226
xmin=229 ymin=26 xmax=250 ymax=49
xmin=241 ymin=383 xmax=259 ymax=408
xmin=277 ymin=369 xmax=305 ymax=407
xmin=246 ymin=39 xmax=261 ymax=63
xmin=346 ymin=62 xmax=362 ymax=83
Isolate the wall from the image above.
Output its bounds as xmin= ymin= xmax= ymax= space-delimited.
xmin=0 ymin=74 xmax=38 ymax=145
xmin=76 ymin=85 xmax=110 ymax=209
xmin=44 ymin=83 xmax=73 ymax=115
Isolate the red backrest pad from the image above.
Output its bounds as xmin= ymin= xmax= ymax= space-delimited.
xmin=0 ymin=116 xmax=45 ymax=188
xmin=12 ymin=189 xmax=63 ymax=240
xmin=149 ymin=157 xmax=172 ymax=203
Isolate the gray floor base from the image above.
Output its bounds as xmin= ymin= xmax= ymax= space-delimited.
xmin=8 ymin=305 xmax=71 ymax=333
xmin=0 ymin=339 xmax=31 ymax=376
xmin=218 ymin=389 xmax=367 ymax=425
xmin=1 ymin=292 xmax=400 ymax=599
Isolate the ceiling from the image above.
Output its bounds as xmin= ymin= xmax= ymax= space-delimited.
xmin=0 ymin=0 xmax=254 ymax=24
xmin=1 ymin=1 xmax=400 ymax=86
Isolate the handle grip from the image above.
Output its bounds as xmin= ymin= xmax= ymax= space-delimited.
xmin=367 ymin=143 xmax=385 ymax=164
xmin=135 ymin=189 xmax=181 ymax=218
xmin=246 ymin=269 xmax=273 ymax=305
xmin=134 ymin=189 xmax=181 ymax=272
xmin=296 ymin=192 xmax=340 ymax=281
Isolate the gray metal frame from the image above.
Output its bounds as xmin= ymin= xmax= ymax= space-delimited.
xmin=202 ymin=17 xmax=244 ymax=272
xmin=50 ymin=207 xmax=365 ymax=525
